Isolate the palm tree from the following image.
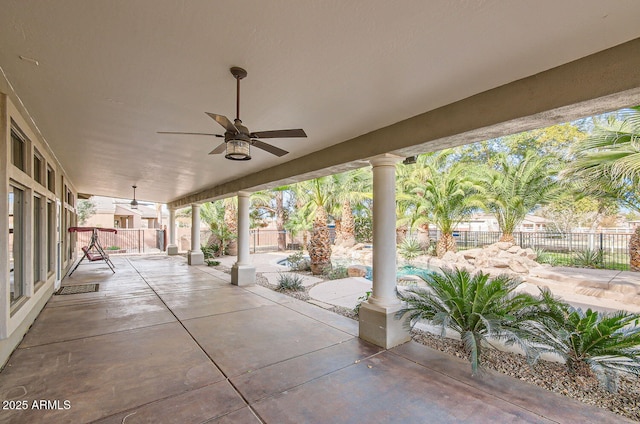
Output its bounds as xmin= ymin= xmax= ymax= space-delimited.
xmin=405 ymin=151 xmax=480 ymax=257
xmin=222 ymin=198 xmax=238 ymax=255
xmin=284 ymin=207 xmax=313 ymax=251
xmin=566 ymin=107 xmax=640 ymax=269
xmin=199 ymin=201 xmax=234 ymax=255
xmin=274 ymin=189 xmax=287 ymax=250
xmin=397 ymin=268 xmax=539 ymax=375
xmin=396 ymin=162 xmax=432 ymax=249
xmin=475 ymin=152 xmax=560 ymax=243
xmin=292 ymin=177 xmax=334 ymax=274
xmin=331 ymin=169 xmax=371 ymax=247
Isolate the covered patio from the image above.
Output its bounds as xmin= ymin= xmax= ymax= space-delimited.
xmin=2 ymin=2 xmax=640 ymax=422
xmin=0 ymin=255 xmax=630 ymax=423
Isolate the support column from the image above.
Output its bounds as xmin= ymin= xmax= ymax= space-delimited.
xmin=359 ymin=154 xmax=410 ymax=349
xmin=232 ymin=192 xmax=256 ymax=285
xmin=187 ymin=203 xmax=204 ymax=265
xmin=167 ymin=207 xmax=178 ymax=255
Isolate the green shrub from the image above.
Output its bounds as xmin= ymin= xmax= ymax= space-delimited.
xmin=354 ymin=290 xmax=372 ymax=315
xmin=276 ymin=272 xmax=305 ymax=291
xmin=399 ymin=237 xmax=423 ymax=264
xmin=205 ymin=259 xmax=220 ymax=266
xmin=201 ymin=244 xmax=219 ymax=259
xmin=397 ymin=268 xmax=540 ymax=375
xmin=326 ymin=265 xmax=348 ymax=280
xmin=534 ymin=248 xmax=558 ymax=266
xmin=354 ymin=215 xmax=373 ymax=243
xmin=574 ymin=248 xmax=604 ymax=268
xmin=286 ymin=251 xmax=311 ymax=271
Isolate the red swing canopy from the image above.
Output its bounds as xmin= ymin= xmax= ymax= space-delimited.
xmin=68 ymin=227 xmax=118 ymax=234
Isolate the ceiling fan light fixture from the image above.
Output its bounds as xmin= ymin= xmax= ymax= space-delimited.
xmin=130 ymin=185 xmax=139 ymax=209
xmin=225 ymin=139 xmax=251 ymax=160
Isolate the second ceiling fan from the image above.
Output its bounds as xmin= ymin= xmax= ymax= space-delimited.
xmin=159 ymin=67 xmax=307 ymax=160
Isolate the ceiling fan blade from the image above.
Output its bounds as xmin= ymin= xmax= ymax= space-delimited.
xmin=205 ymin=112 xmax=238 ymax=132
xmin=209 ymin=142 xmax=227 ymax=155
xmin=250 ymin=129 xmax=307 ymax=139
xmin=252 ymin=139 xmax=289 ymax=157
xmin=158 ymin=131 xmax=223 ymax=137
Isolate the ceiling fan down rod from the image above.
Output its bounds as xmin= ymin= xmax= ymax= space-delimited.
xmin=230 ymin=67 xmax=247 ymax=122
xmin=236 ymin=75 xmax=240 ymax=121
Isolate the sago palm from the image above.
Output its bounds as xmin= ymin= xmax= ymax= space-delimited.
xmin=476 ymin=152 xmax=560 ymax=243
xmin=397 ymin=268 xmax=539 ymax=375
xmin=524 ymin=290 xmax=640 ymax=391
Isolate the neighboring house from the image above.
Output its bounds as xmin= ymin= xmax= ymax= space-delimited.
xmin=454 ymin=213 xmax=550 ymax=233
xmin=84 ymin=196 xmax=167 ymax=229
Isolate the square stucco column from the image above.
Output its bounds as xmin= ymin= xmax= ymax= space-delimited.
xmin=188 ymin=203 xmax=204 ymax=265
xmin=359 ymin=154 xmax=410 ymax=349
xmin=232 ymin=191 xmax=255 ymax=286
xmin=167 ymin=207 xmax=179 ymax=255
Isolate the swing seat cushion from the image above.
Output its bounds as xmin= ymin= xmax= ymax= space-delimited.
xmin=82 ymin=246 xmax=106 ymax=262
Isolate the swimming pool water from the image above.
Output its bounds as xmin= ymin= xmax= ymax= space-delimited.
xmin=278 ymin=258 xmax=433 ymax=281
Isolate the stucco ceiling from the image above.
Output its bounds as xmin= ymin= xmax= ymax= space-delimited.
xmin=1 ymin=0 xmax=640 ymax=204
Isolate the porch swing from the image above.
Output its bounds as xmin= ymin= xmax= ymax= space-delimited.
xmin=67 ymin=227 xmax=117 ymax=276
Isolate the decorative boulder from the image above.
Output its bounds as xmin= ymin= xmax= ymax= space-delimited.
xmin=495 ymin=242 xmax=514 ymax=250
xmin=507 ymin=245 xmax=521 ymax=254
xmin=347 ymin=265 xmax=368 ymax=278
xmin=508 ymin=259 xmax=529 ymax=274
xmin=441 ymin=251 xmax=458 ymax=263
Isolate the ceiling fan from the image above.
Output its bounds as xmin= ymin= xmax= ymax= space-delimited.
xmin=158 ymin=67 xmax=307 ymax=161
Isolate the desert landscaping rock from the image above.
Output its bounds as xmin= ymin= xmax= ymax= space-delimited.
xmin=347 ymin=265 xmax=368 ymax=277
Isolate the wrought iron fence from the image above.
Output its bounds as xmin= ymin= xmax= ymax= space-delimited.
xmin=75 ymin=228 xmax=166 ymax=254
xmin=426 ymin=230 xmax=633 ymax=271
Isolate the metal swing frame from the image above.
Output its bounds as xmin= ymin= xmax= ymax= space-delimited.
xmin=67 ymin=227 xmax=117 ymax=276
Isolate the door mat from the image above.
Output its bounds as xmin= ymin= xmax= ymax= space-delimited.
xmin=55 ymin=284 xmax=99 ymax=295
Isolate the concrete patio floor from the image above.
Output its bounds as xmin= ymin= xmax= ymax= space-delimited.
xmin=0 ymin=255 xmax=632 ymax=423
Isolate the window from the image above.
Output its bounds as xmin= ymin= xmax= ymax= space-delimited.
xmin=11 ymin=129 xmax=26 ymax=172
xmin=9 ymin=185 xmax=26 ymax=306
xmin=33 ymin=195 xmax=44 ymax=287
xmin=47 ymin=166 xmax=55 ymax=193
xmin=47 ymin=200 xmax=56 ymax=275
xmin=33 ymin=150 xmax=44 ymax=185
xmin=66 ymin=188 xmax=74 ymax=207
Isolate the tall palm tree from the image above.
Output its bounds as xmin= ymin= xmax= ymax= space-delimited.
xmin=284 ymin=206 xmax=313 ymax=251
xmin=274 ymin=189 xmax=287 ymax=250
xmin=397 ymin=162 xmax=432 ymax=249
xmin=331 ymin=169 xmax=371 ymax=247
xmin=292 ymin=177 xmax=334 ymax=274
xmin=406 ymin=151 xmax=480 ymax=257
xmin=222 ymin=198 xmax=238 ymax=255
xmin=566 ymin=107 xmax=640 ymax=270
xmin=476 ymin=152 xmax=560 ymax=243
xmin=199 ymin=201 xmax=234 ymax=255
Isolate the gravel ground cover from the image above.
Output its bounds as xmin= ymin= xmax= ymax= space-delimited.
xmin=411 ymin=329 xmax=640 ymax=422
